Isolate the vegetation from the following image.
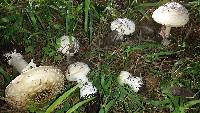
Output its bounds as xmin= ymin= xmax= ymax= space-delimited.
xmin=0 ymin=0 xmax=200 ymax=113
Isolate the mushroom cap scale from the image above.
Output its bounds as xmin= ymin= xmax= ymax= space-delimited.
xmin=5 ymin=66 xmax=65 ymax=109
xmin=152 ymin=2 xmax=189 ymax=27
xmin=66 ymin=62 xmax=90 ymax=82
xmin=111 ymin=18 xmax=135 ymax=36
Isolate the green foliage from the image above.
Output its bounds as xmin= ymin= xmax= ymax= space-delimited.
xmin=149 ymin=85 xmax=200 ymax=113
xmin=66 ymin=97 xmax=95 ymax=113
xmin=0 ymin=0 xmax=96 ymax=60
xmin=123 ymin=42 xmax=174 ymax=62
xmin=188 ymin=0 xmax=200 ymax=22
xmin=0 ymin=67 xmax=11 ymax=85
xmin=45 ymin=84 xmax=79 ymax=113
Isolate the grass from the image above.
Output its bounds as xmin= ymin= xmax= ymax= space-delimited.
xmin=0 ymin=0 xmax=200 ymax=113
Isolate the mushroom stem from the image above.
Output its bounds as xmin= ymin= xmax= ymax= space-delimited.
xmin=161 ymin=26 xmax=171 ymax=46
xmin=164 ymin=26 xmax=171 ymax=38
xmin=5 ymin=51 xmax=28 ymax=73
xmin=77 ymin=77 xmax=89 ymax=86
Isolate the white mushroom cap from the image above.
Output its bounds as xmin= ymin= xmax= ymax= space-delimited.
xmin=80 ymin=81 xmax=97 ymax=98
xmin=118 ymin=71 xmax=143 ymax=92
xmin=5 ymin=66 xmax=65 ymax=109
xmin=66 ymin=62 xmax=90 ymax=83
xmin=152 ymin=2 xmax=189 ymax=27
xmin=57 ymin=35 xmax=79 ymax=56
xmin=110 ymin=18 xmax=135 ymax=40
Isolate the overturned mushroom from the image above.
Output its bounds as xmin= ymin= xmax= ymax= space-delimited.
xmin=118 ymin=71 xmax=143 ymax=92
xmin=4 ymin=51 xmax=65 ymax=110
xmin=66 ymin=62 xmax=97 ymax=98
xmin=57 ymin=35 xmax=79 ymax=56
xmin=152 ymin=2 xmax=189 ymax=46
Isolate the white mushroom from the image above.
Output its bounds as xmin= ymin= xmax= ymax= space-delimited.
xmin=66 ymin=62 xmax=90 ymax=83
xmin=57 ymin=35 xmax=79 ymax=56
xmin=118 ymin=71 xmax=143 ymax=92
xmin=152 ymin=2 xmax=189 ymax=46
xmin=66 ymin=62 xmax=97 ymax=98
xmin=4 ymin=50 xmax=29 ymax=73
xmin=110 ymin=18 xmax=135 ymax=40
xmin=4 ymin=51 xmax=65 ymax=110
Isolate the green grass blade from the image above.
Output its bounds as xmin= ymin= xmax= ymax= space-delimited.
xmin=66 ymin=97 xmax=95 ymax=113
xmin=184 ymin=99 xmax=200 ymax=108
xmin=45 ymin=84 xmax=79 ymax=113
xmin=104 ymin=99 xmax=115 ymax=113
xmin=0 ymin=67 xmax=11 ymax=83
xmin=84 ymin=0 xmax=90 ymax=32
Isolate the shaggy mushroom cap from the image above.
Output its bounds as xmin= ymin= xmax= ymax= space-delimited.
xmin=118 ymin=71 xmax=143 ymax=92
xmin=110 ymin=18 xmax=135 ymax=40
xmin=80 ymin=81 xmax=97 ymax=98
xmin=5 ymin=66 xmax=65 ymax=109
xmin=57 ymin=35 xmax=79 ymax=56
xmin=152 ymin=2 xmax=189 ymax=27
xmin=66 ymin=62 xmax=90 ymax=82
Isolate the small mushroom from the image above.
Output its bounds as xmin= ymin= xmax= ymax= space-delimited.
xmin=118 ymin=71 xmax=143 ymax=92
xmin=4 ymin=51 xmax=65 ymax=110
xmin=57 ymin=35 xmax=79 ymax=56
xmin=66 ymin=62 xmax=97 ymax=98
xmin=152 ymin=2 xmax=189 ymax=46
xmin=4 ymin=50 xmax=30 ymax=73
xmin=110 ymin=18 xmax=135 ymax=40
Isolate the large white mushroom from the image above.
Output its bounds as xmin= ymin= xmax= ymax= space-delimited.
xmin=110 ymin=18 xmax=135 ymax=40
xmin=152 ymin=2 xmax=189 ymax=46
xmin=66 ymin=62 xmax=97 ymax=98
xmin=118 ymin=71 xmax=143 ymax=92
xmin=57 ymin=35 xmax=79 ymax=56
xmin=4 ymin=51 xmax=65 ymax=110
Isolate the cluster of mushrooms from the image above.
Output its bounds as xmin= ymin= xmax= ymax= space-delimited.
xmin=3 ymin=1 xmax=189 ymax=111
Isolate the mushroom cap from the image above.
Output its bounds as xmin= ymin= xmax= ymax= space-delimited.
xmin=57 ymin=35 xmax=79 ymax=56
xmin=66 ymin=62 xmax=90 ymax=82
xmin=118 ymin=71 xmax=143 ymax=92
xmin=5 ymin=66 xmax=65 ymax=109
xmin=152 ymin=2 xmax=189 ymax=27
xmin=110 ymin=18 xmax=135 ymax=36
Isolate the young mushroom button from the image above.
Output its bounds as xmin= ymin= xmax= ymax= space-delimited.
xmin=110 ymin=18 xmax=135 ymax=40
xmin=57 ymin=35 xmax=79 ymax=56
xmin=152 ymin=2 xmax=189 ymax=46
xmin=118 ymin=71 xmax=143 ymax=92
xmin=66 ymin=62 xmax=97 ymax=98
